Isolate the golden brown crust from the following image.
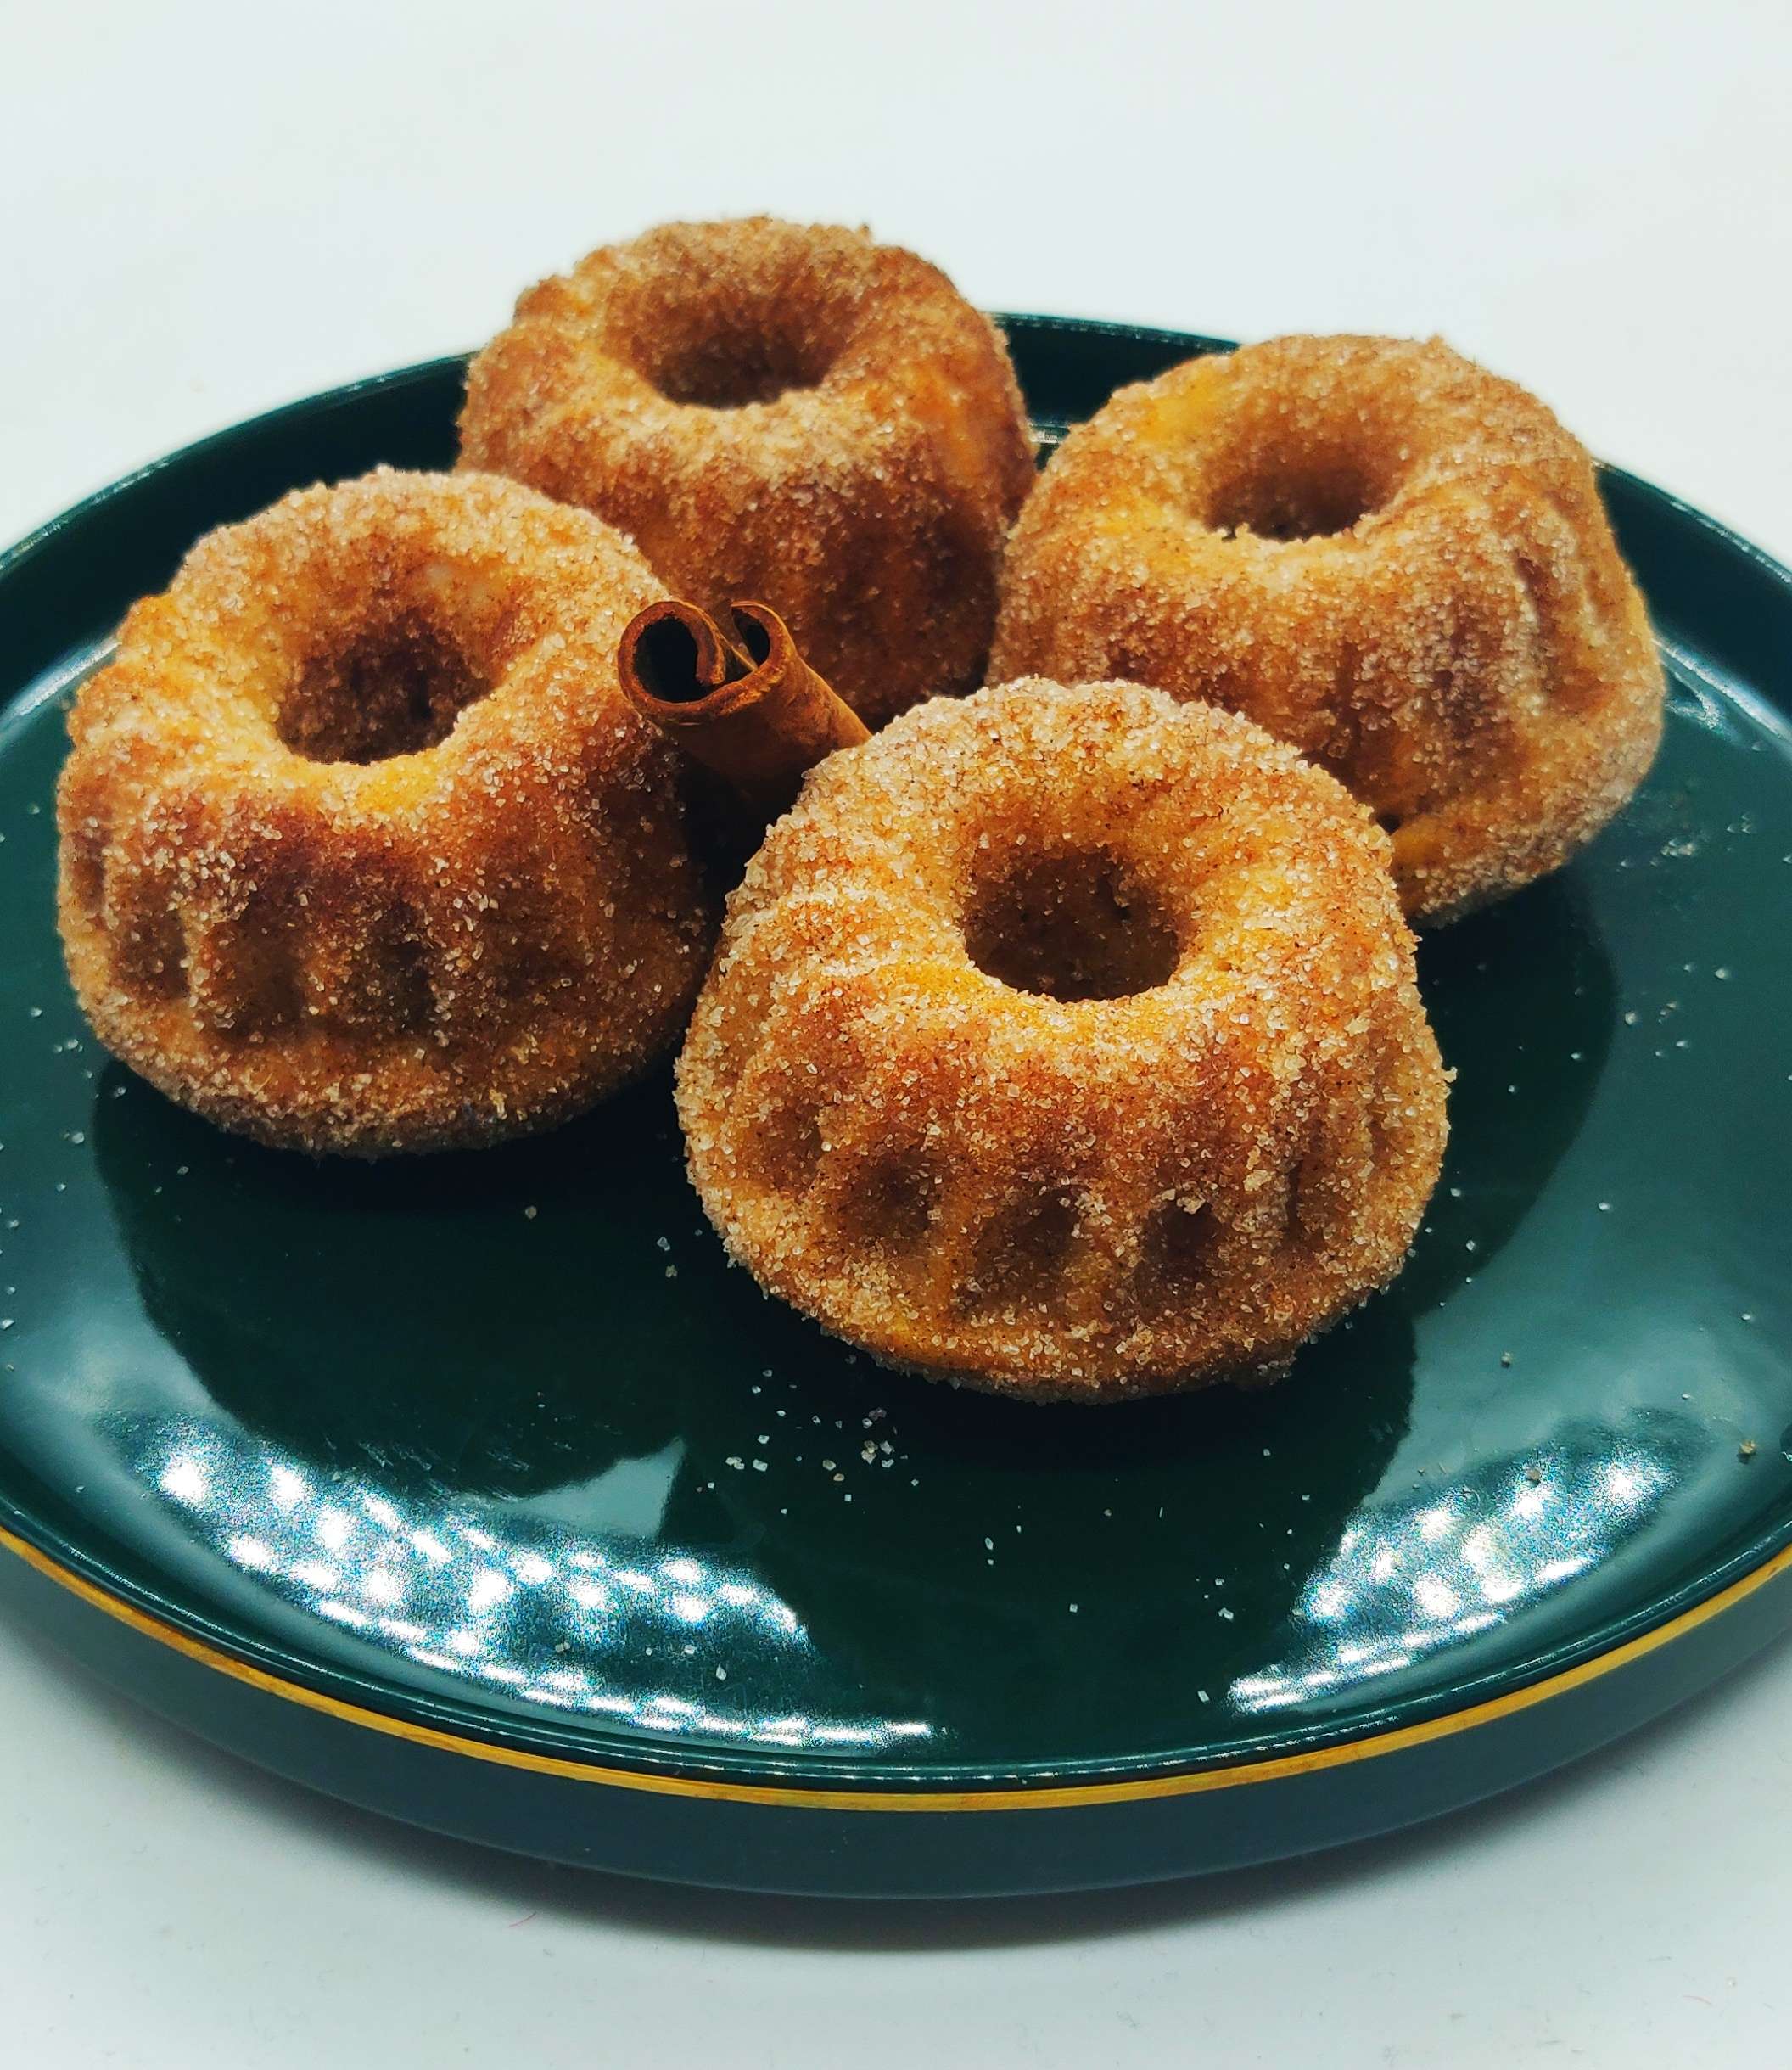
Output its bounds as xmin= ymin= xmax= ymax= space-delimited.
xmin=676 ymin=679 xmax=1448 ymax=1400
xmin=991 ymin=335 xmax=1666 ymax=923
xmin=57 ymin=468 xmax=714 ymax=1156
xmin=459 ymin=217 xmax=1037 ymax=729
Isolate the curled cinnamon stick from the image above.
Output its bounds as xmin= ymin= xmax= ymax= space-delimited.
xmin=618 ymin=599 xmax=870 ymax=820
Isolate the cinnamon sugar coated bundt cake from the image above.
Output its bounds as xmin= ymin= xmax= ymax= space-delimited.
xmin=57 ymin=469 xmax=712 ymax=1156
xmin=992 ymin=336 xmax=1665 ymax=923
xmin=677 ymin=679 xmax=1448 ymax=1400
xmin=459 ymin=217 xmax=1036 ymax=728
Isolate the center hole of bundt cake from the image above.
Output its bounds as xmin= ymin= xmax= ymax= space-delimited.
xmin=649 ymin=321 xmax=832 ymax=410
xmin=964 ymin=849 xmax=1179 ymax=1002
xmin=1207 ymin=452 xmax=1378 ymax=542
xmin=278 ymin=617 xmax=492 ymax=764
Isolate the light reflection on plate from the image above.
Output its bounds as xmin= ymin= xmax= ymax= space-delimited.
xmin=1230 ymin=1418 xmax=1698 ymax=1713
xmin=143 ymin=1419 xmax=932 ymax=1753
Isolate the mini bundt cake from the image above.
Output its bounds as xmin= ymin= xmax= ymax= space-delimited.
xmin=677 ymin=679 xmax=1448 ymax=1400
xmin=57 ymin=468 xmax=713 ymax=1156
xmin=992 ymin=335 xmax=1666 ymax=923
xmin=458 ymin=216 xmax=1037 ymax=728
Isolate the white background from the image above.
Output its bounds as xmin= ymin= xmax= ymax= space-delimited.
xmin=3 ymin=3 xmax=1789 ymax=2062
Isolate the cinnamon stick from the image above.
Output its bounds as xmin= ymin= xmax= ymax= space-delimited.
xmin=617 ymin=599 xmax=870 ymax=821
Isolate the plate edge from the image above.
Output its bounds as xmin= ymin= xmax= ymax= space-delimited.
xmin=5 ymin=1517 xmax=1790 ymax=1813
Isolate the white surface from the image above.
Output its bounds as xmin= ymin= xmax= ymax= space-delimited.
xmin=2 ymin=3 xmax=1789 ymax=2062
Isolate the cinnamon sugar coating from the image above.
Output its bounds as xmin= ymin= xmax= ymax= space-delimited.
xmin=459 ymin=217 xmax=1036 ymax=729
xmin=992 ymin=336 xmax=1665 ymax=923
xmin=677 ymin=680 xmax=1447 ymax=1401
xmin=57 ymin=469 xmax=713 ymax=1156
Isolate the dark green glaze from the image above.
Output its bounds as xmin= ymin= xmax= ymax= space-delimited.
xmin=0 ymin=320 xmax=1787 ymax=1892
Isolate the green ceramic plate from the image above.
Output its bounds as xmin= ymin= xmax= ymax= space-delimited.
xmin=0 ymin=319 xmax=1788 ymax=1898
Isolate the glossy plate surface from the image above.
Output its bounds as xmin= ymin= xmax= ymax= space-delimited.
xmin=0 ymin=320 xmax=1788 ymax=1893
